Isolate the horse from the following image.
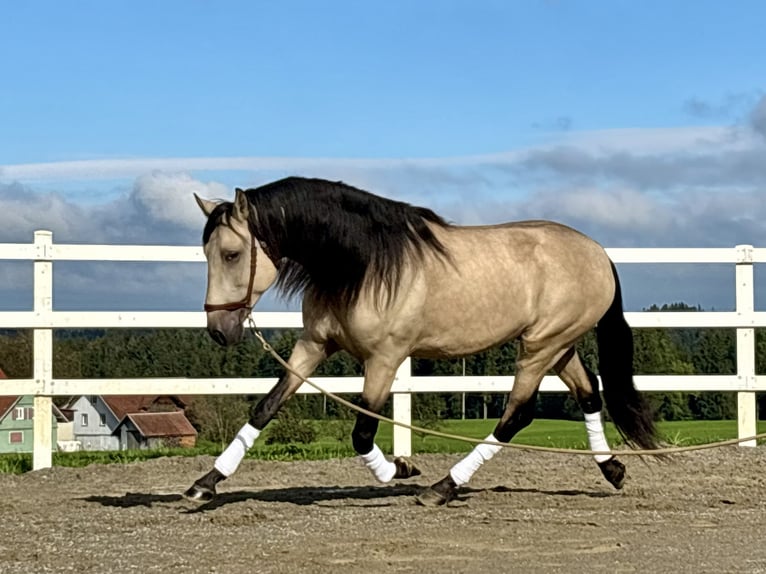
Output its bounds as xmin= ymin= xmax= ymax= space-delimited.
xmin=184 ymin=176 xmax=658 ymax=506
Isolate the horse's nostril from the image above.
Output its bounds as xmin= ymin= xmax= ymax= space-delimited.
xmin=209 ymin=329 xmax=228 ymax=347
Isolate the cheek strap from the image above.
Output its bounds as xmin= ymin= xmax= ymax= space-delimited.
xmin=204 ymin=234 xmax=258 ymax=312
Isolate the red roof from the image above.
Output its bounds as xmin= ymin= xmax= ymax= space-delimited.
xmin=101 ymin=395 xmax=190 ymax=420
xmin=0 ymin=369 xmax=17 ymax=419
xmin=0 ymin=397 xmax=18 ymax=420
xmin=0 ymin=395 xmax=67 ymax=423
xmin=124 ymin=411 xmax=197 ymax=438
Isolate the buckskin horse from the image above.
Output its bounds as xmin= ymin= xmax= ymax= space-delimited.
xmin=184 ymin=176 xmax=657 ymax=506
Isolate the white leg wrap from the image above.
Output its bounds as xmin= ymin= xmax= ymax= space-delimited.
xmin=359 ymin=444 xmax=397 ymax=483
xmin=214 ymin=423 xmax=261 ymax=477
xmin=449 ymin=434 xmax=503 ymax=486
xmin=584 ymin=411 xmax=612 ymax=463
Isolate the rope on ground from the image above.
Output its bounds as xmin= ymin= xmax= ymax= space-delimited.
xmin=250 ymin=323 xmax=766 ymax=457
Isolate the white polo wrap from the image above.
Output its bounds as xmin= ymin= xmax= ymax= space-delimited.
xmin=449 ymin=434 xmax=503 ymax=486
xmin=584 ymin=411 xmax=612 ymax=463
xmin=214 ymin=423 xmax=261 ymax=477
xmin=359 ymin=443 xmax=397 ymax=483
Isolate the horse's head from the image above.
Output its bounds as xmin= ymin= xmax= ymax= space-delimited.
xmin=194 ymin=189 xmax=278 ymax=347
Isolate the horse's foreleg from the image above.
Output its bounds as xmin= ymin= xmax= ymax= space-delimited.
xmin=555 ymin=350 xmax=626 ymax=489
xmin=184 ymin=337 xmax=330 ymax=502
xmin=353 ymin=359 xmax=421 ymax=483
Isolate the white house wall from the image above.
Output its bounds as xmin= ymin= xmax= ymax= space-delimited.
xmin=68 ymin=396 xmax=120 ymax=451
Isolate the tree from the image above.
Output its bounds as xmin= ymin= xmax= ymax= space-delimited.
xmin=186 ymin=395 xmax=250 ymax=447
xmin=0 ymin=330 xmax=33 ymax=378
xmin=757 ymin=330 xmax=766 ymax=418
xmin=0 ymin=300 xmax=755 ymax=445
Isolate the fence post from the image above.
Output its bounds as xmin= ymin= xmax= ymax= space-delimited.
xmin=33 ymin=230 xmax=54 ymax=470
xmin=392 ymin=358 xmax=412 ymax=457
xmin=735 ymin=244 xmax=756 ymax=447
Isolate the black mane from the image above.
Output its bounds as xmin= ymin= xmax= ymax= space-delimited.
xmin=204 ymin=177 xmax=451 ymax=308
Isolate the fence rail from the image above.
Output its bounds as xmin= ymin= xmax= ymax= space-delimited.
xmin=1 ymin=231 xmax=764 ymax=469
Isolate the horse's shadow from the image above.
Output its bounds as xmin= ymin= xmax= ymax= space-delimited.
xmin=81 ymin=482 xmax=613 ymax=512
xmin=81 ymin=483 xmax=421 ymax=512
xmin=477 ymin=485 xmax=614 ymax=499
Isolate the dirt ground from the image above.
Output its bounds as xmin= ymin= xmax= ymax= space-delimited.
xmin=1 ymin=447 xmax=765 ymax=574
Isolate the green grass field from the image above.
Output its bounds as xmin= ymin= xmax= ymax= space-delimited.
xmin=1 ymin=418 xmax=764 ymax=474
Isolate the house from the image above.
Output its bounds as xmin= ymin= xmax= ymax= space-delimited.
xmin=0 ymin=396 xmax=70 ymax=454
xmin=0 ymin=370 xmax=70 ymax=453
xmin=62 ymin=395 xmax=197 ymax=451
xmin=116 ymin=411 xmax=197 ymax=449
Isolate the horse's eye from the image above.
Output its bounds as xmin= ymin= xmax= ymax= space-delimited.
xmin=223 ymin=251 xmax=240 ymax=263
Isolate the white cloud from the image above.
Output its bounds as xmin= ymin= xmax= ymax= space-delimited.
xmin=131 ymin=172 xmax=229 ymax=230
xmin=0 ymin=183 xmax=91 ymax=242
xmin=526 ymin=187 xmax=672 ymax=231
xmin=2 ymin=98 xmax=766 ymax=310
xmin=0 ymin=125 xmax=749 ymax=183
xmin=551 ymin=125 xmax=750 ymax=155
xmin=0 ymin=156 xmax=410 ymax=182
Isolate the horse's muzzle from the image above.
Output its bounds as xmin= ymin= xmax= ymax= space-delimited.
xmin=205 ymin=309 xmax=246 ymax=347
xmin=208 ymin=328 xmax=229 ymax=347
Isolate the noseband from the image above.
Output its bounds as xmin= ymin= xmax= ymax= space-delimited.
xmin=203 ymin=233 xmax=258 ymax=313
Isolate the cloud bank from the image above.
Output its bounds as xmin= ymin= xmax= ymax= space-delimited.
xmin=1 ymin=96 xmax=765 ymax=311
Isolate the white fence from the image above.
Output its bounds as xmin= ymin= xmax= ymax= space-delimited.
xmin=0 ymin=231 xmax=765 ymax=470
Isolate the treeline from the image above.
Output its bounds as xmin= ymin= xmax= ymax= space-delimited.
xmin=0 ymin=303 xmax=764 ymax=443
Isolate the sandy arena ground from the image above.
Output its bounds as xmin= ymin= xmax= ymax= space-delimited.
xmin=1 ymin=448 xmax=765 ymax=573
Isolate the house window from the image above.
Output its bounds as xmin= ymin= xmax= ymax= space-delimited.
xmin=99 ymin=414 xmax=106 ymax=426
xmin=81 ymin=413 xmax=89 ymax=427
xmin=12 ymin=407 xmax=25 ymax=420
xmin=9 ymin=431 xmax=23 ymax=444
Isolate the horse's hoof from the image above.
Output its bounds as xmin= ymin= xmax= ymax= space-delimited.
xmin=598 ymin=457 xmax=626 ymax=490
xmin=393 ymin=457 xmax=422 ymax=479
xmin=415 ymin=487 xmax=450 ymax=507
xmin=183 ymin=482 xmax=216 ymax=503
xmin=415 ymin=476 xmax=457 ymax=506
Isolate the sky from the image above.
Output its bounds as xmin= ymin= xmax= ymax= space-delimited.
xmin=1 ymin=0 xmax=765 ymax=312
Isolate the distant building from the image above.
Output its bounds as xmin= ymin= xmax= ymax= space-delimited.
xmin=61 ymin=395 xmax=197 ymax=451
xmin=116 ymin=410 xmax=197 ymax=449
xmin=0 ymin=369 xmax=69 ymax=453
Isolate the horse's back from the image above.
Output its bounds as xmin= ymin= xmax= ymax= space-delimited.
xmin=410 ymin=220 xmax=615 ymax=357
xmin=431 ymin=219 xmax=613 ymax=298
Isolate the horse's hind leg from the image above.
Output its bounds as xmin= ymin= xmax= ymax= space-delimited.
xmin=555 ymin=348 xmax=626 ymax=489
xmin=353 ymin=357 xmax=421 ymax=483
xmin=417 ymin=347 xmax=552 ymax=507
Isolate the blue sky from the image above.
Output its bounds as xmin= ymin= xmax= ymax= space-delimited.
xmin=1 ymin=1 xmax=765 ymax=312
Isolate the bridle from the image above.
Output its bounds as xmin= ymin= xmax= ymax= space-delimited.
xmin=203 ymin=233 xmax=259 ymax=313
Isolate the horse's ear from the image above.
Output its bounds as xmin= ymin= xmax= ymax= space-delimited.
xmin=194 ymin=193 xmax=217 ymax=217
xmin=232 ymin=188 xmax=250 ymax=221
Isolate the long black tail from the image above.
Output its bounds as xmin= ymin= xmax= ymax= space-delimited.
xmin=596 ymin=262 xmax=659 ymax=450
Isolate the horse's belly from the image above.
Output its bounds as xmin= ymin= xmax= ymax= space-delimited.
xmin=410 ymin=307 xmax=528 ymax=358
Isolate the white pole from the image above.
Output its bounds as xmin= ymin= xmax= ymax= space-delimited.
xmin=462 ymin=359 xmax=466 ymax=420
xmin=392 ymin=358 xmax=412 ymax=457
xmin=735 ymin=244 xmax=757 ymax=447
xmin=33 ymin=231 xmax=54 ymax=470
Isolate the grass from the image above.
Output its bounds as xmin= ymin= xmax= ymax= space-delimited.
xmin=2 ymin=418 xmax=764 ymax=474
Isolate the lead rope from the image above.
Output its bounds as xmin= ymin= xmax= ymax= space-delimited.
xmin=248 ymin=318 xmax=766 ymax=457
